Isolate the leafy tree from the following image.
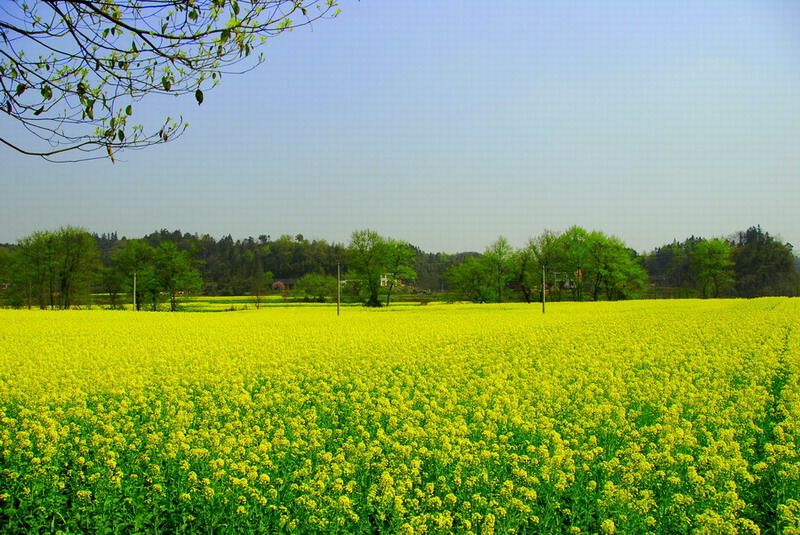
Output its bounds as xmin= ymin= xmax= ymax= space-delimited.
xmin=101 ymin=265 xmax=126 ymax=309
xmin=413 ymin=250 xmax=472 ymax=293
xmin=112 ymin=239 xmax=156 ymax=310
xmin=250 ymin=270 xmax=274 ymax=309
xmin=296 ymin=272 xmax=337 ymax=302
xmin=610 ymin=251 xmax=649 ymax=300
xmin=583 ymin=231 xmax=647 ymax=301
xmin=382 ymin=240 xmax=417 ymax=306
xmin=641 ymin=239 xmax=701 ymax=298
xmin=481 ymin=237 xmax=515 ymax=303
xmin=511 ymin=246 xmax=536 ymax=304
xmin=346 ymin=230 xmax=415 ymax=307
xmin=691 ymin=239 xmax=734 ymax=298
xmin=17 ymin=230 xmax=60 ymax=309
xmin=584 ymin=231 xmax=615 ymax=301
xmin=8 ymin=227 xmax=99 ymax=309
xmin=1 ymin=1 xmax=342 ymax=161
xmin=447 ymin=256 xmax=492 ymax=303
xmin=154 ymin=242 xmax=202 ymax=311
xmin=554 ymin=227 xmax=646 ymax=301
xmin=0 ymin=246 xmax=27 ymax=308
xmin=528 ymin=229 xmax=562 ymax=309
xmin=57 ymin=226 xmax=100 ymax=309
xmin=732 ymin=226 xmax=799 ymax=297
xmin=346 ymin=230 xmax=386 ymax=307
xmin=556 ymin=226 xmax=591 ymax=301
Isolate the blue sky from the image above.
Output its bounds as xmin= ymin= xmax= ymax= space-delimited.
xmin=2 ymin=0 xmax=798 ymax=253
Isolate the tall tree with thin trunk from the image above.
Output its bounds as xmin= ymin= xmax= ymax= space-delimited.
xmin=482 ymin=237 xmax=515 ymax=303
xmin=113 ymin=240 xmax=155 ymax=310
xmin=347 ymin=230 xmax=388 ymax=308
xmin=383 ymin=240 xmax=417 ymax=307
xmin=154 ymin=242 xmax=202 ymax=311
xmin=691 ymin=239 xmax=734 ymax=298
xmin=528 ymin=230 xmax=563 ymax=311
xmin=57 ymin=226 xmax=100 ymax=309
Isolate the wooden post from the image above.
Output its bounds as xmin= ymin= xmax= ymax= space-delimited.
xmin=541 ymin=264 xmax=545 ymax=314
xmin=337 ymin=263 xmax=341 ymax=316
xmin=133 ymin=272 xmax=137 ymax=311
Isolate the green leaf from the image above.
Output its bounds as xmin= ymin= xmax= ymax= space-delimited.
xmin=15 ymin=84 xmax=26 ymax=96
xmin=118 ymin=130 xmax=125 ymax=142
xmin=85 ymin=100 xmax=95 ymax=120
xmin=125 ymin=104 xmax=133 ymax=116
xmin=232 ymin=2 xmax=240 ymax=15
xmin=40 ymin=85 xmax=52 ymax=100
xmin=162 ymin=76 xmax=171 ymax=91
xmin=195 ymin=89 xmax=204 ymax=105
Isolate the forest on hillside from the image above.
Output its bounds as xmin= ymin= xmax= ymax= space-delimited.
xmin=0 ymin=225 xmax=797 ymax=310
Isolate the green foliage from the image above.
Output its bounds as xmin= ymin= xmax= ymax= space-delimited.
xmin=523 ymin=229 xmax=563 ymax=304
xmin=154 ymin=242 xmax=203 ymax=312
xmin=108 ymin=239 xmax=201 ymax=311
xmin=250 ymin=270 xmax=275 ymax=309
xmin=347 ymin=230 xmax=387 ymax=308
xmin=691 ymin=239 xmax=734 ymax=298
xmin=112 ymin=240 xmax=156 ymax=310
xmin=450 ymin=229 xmax=647 ymax=304
xmin=481 ymin=237 xmax=515 ymax=303
xmin=382 ymin=240 xmax=417 ymax=306
xmin=582 ymin=231 xmax=648 ymax=301
xmin=3 ymin=225 xmax=796 ymax=308
xmin=643 ymin=227 xmax=799 ymax=298
xmin=732 ymin=226 xmax=799 ymax=297
xmin=346 ymin=230 xmax=417 ymax=307
xmin=447 ymin=255 xmax=492 ymax=303
xmin=2 ymin=227 xmax=100 ymax=309
xmin=641 ymin=239 xmax=700 ymax=297
xmin=1 ymin=1 xmax=342 ymax=160
xmin=556 ymin=226 xmax=592 ymax=301
xmin=296 ymin=272 xmax=337 ymax=302
xmin=448 ymin=238 xmax=515 ymax=304
xmin=511 ymin=244 xmax=537 ymax=303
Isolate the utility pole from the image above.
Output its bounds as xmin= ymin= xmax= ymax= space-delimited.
xmin=133 ymin=271 xmax=137 ymax=311
xmin=337 ymin=263 xmax=341 ymax=316
xmin=541 ymin=265 xmax=546 ymax=314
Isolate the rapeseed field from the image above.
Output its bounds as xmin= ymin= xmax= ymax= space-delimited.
xmin=1 ymin=299 xmax=798 ymax=534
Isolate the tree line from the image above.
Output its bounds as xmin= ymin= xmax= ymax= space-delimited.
xmin=0 ymin=225 xmax=797 ymax=309
xmin=450 ymin=225 xmax=798 ymax=302
xmin=447 ymin=228 xmax=649 ymax=304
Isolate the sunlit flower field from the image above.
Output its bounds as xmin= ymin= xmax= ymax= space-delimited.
xmin=1 ymin=299 xmax=798 ymax=534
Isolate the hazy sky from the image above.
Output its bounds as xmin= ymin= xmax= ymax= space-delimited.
xmin=2 ymin=0 xmax=799 ymax=253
